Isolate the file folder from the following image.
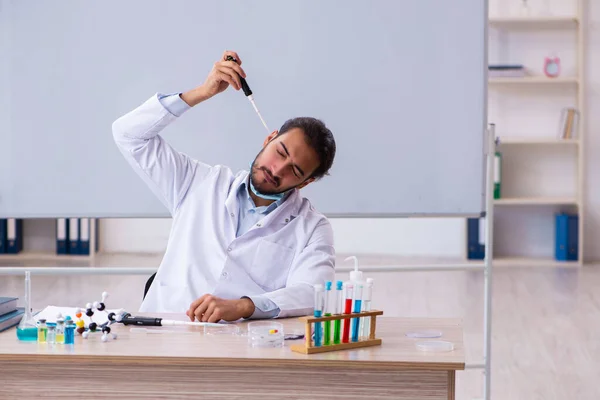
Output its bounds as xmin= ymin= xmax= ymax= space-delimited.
xmin=0 ymin=219 xmax=6 ymax=254
xmin=467 ymin=217 xmax=485 ymax=260
xmin=79 ymin=218 xmax=90 ymax=255
xmin=56 ymin=218 xmax=69 ymax=255
xmin=68 ymin=218 xmax=79 ymax=254
xmin=6 ymin=218 xmax=23 ymax=254
xmin=555 ymin=213 xmax=578 ymax=261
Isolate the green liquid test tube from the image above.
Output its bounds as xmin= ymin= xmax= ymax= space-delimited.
xmin=324 ymin=281 xmax=332 ymax=345
xmin=333 ymin=280 xmax=343 ymax=344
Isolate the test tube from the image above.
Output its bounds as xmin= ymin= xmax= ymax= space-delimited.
xmin=361 ymin=278 xmax=374 ymax=339
xmin=37 ymin=319 xmax=47 ymax=343
xmin=64 ymin=320 xmax=75 ymax=345
xmin=333 ymin=281 xmax=343 ymax=344
xmin=313 ymin=284 xmax=324 ymax=347
xmin=351 ymin=283 xmax=363 ymax=342
xmin=324 ymin=281 xmax=332 ymax=345
xmin=342 ymin=282 xmax=354 ymax=343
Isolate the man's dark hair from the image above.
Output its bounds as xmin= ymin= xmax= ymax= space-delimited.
xmin=277 ymin=117 xmax=336 ymax=180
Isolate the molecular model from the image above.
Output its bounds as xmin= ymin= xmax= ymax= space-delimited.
xmin=74 ymin=291 xmax=125 ymax=342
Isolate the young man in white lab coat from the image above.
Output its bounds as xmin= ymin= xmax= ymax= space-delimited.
xmin=112 ymin=51 xmax=337 ymax=322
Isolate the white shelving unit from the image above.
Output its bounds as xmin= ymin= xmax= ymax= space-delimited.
xmin=0 ymin=218 xmax=99 ymax=263
xmin=486 ymin=0 xmax=585 ymax=267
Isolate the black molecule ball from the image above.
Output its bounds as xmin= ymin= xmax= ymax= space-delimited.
xmin=89 ymin=322 xmax=98 ymax=331
xmin=85 ymin=308 xmax=94 ymax=317
xmin=97 ymin=302 xmax=106 ymax=311
xmin=107 ymin=312 xmax=116 ymax=321
xmin=102 ymin=326 xmax=111 ymax=334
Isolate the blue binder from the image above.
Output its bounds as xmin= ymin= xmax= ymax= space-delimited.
xmin=0 ymin=219 xmax=6 ymax=254
xmin=78 ymin=218 xmax=90 ymax=255
xmin=467 ymin=217 xmax=485 ymax=260
xmin=68 ymin=218 xmax=79 ymax=254
xmin=5 ymin=218 xmax=23 ymax=254
xmin=56 ymin=218 xmax=69 ymax=255
xmin=555 ymin=213 xmax=578 ymax=261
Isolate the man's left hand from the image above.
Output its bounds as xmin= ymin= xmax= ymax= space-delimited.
xmin=186 ymin=295 xmax=255 ymax=322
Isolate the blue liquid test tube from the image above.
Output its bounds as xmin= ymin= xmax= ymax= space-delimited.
xmin=313 ymin=284 xmax=324 ymax=347
xmin=351 ymin=283 xmax=363 ymax=342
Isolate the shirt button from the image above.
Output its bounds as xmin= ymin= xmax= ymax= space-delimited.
xmin=256 ymin=223 xmax=261 ymax=227
xmin=227 ymin=247 xmax=232 ymax=252
xmin=222 ymin=271 xmax=228 ymax=278
xmin=230 ymin=213 xmax=234 ymax=217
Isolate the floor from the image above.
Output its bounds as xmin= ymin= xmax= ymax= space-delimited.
xmin=0 ymin=254 xmax=598 ymax=400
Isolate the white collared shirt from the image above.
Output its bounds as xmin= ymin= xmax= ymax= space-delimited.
xmin=112 ymin=93 xmax=336 ymax=318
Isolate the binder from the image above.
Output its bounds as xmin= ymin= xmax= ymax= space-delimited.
xmin=467 ymin=217 xmax=485 ymax=260
xmin=68 ymin=218 xmax=79 ymax=254
xmin=555 ymin=213 xmax=578 ymax=261
xmin=79 ymin=218 xmax=90 ymax=255
xmin=0 ymin=219 xmax=6 ymax=254
xmin=56 ymin=218 xmax=69 ymax=255
xmin=494 ymin=152 xmax=502 ymax=199
xmin=6 ymin=218 xmax=23 ymax=254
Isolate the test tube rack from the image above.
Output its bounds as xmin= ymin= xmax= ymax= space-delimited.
xmin=290 ymin=310 xmax=383 ymax=354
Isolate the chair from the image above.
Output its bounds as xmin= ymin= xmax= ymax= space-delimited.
xmin=143 ymin=272 xmax=156 ymax=299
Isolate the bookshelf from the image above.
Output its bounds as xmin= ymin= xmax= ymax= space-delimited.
xmin=488 ymin=76 xmax=578 ymax=85
xmin=0 ymin=218 xmax=99 ymax=262
xmin=483 ymin=0 xmax=585 ymax=267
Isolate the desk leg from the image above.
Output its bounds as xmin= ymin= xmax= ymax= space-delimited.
xmin=448 ymin=370 xmax=456 ymax=400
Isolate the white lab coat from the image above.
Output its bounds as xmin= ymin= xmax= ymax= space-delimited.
xmin=112 ymin=94 xmax=336 ymax=318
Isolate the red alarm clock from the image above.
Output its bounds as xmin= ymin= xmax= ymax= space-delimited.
xmin=544 ymin=56 xmax=560 ymax=78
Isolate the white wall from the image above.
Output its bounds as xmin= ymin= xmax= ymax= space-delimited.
xmin=93 ymin=0 xmax=600 ymax=263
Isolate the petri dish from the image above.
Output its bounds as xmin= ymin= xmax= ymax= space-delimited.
xmin=204 ymin=324 xmax=241 ymax=336
xmin=247 ymin=321 xmax=284 ymax=348
xmin=415 ymin=340 xmax=454 ymax=352
xmin=405 ymin=330 xmax=443 ymax=338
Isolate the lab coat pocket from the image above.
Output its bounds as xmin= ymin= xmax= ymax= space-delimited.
xmin=250 ymin=239 xmax=295 ymax=291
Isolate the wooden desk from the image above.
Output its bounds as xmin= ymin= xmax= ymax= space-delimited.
xmin=0 ymin=315 xmax=464 ymax=399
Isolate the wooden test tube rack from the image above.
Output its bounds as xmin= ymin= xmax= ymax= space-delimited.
xmin=290 ymin=310 xmax=383 ymax=354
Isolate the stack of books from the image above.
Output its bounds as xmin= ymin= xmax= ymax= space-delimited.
xmin=488 ymin=64 xmax=527 ymax=78
xmin=0 ymin=297 xmax=24 ymax=332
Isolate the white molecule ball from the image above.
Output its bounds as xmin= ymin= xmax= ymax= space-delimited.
xmin=82 ymin=331 xmax=90 ymax=339
xmin=85 ymin=303 xmax=92 ymax=309
xmin=93 ymin=301 xmax=100 ymax=309
xmin=101 ymin=334 xmax=108 ymax=342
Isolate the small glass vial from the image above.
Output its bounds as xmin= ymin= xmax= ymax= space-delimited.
xmin=56 ymin=317 xmax=65 ymax=344
xmin=46 ymin=322 xmax=57 ymax=344
xmin=37 ymin=319 xmax=48 ymax=343
xmin=64 ymin=320 xmax=75 ymax=345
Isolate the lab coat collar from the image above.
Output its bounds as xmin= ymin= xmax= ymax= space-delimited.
xmin=225 ymin=170 xmax=300 ymax=226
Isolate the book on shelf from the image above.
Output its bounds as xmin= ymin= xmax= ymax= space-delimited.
xmin=558 ymin=107 xmax=579 ymax=139
xmin=488 ymin=64 xmax=527 ymax=78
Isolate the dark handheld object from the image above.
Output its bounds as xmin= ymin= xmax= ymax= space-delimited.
xmin=120 ymin=314 xmax=162 ymax=326
xmin=225 ymin=55 xmax=252 ymax=96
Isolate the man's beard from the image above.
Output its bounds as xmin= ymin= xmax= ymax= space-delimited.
xmin=250 ymin=158 xmax=286 ymax=196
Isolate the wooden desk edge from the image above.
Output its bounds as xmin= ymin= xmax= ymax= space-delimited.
xmin=0 ymin=353 xmax=465 ymax=371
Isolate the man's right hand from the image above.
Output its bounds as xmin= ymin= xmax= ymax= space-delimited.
xmin=181 ymin=50 xmax=247 ymax=107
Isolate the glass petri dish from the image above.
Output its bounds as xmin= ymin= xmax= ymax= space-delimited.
xmin=405 ymin=330 xmax=443 ymax=338
xmin=204 ymin=324 xmax=241 ymax=336
xmin=415 ymin=340 xmax=454 ymax=352
xmin=247 ymin=321 xmax=284 ymax=348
